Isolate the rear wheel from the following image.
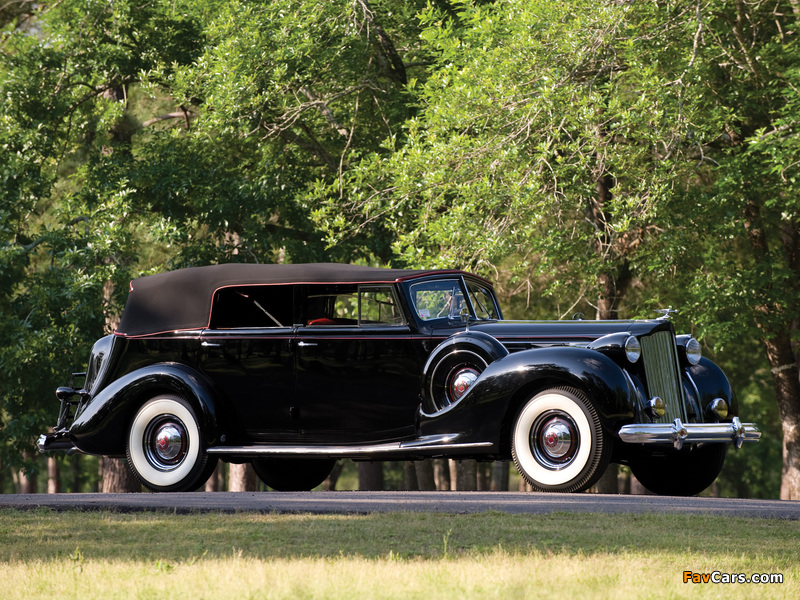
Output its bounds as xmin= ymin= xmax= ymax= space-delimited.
xmin=252 ymin=457 xmax=336 ymax=491
xmin=512 ymin=387 xmax=610 ymax=493
xmin=126 ymin=395 xmax=217 ymax=492
xmin=630 ymin=444 xmax=727 ymax=496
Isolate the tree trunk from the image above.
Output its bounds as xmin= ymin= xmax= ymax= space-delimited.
xmin=743 ymin=198 xmax=800 ymax=499
xmin=759 ymin=333 xmax=800 ymax=500
xmin=490 ymin=461 xmax=509 ymax=491
xmin=415 ymin=460 xmax=437 ymax=491
xmin=18 ymin=468 xmax=37 ymax=494
xmin=404 ymin=461 xmax=418 ymax=490
xmin=629 ymin=473 xmax=653 ymax=495
xmin=358 ymin=461 xmax=383 ymax=490
xmin=18 ymin=451 xmax=38 ymax=493
xmin=71 ymin=455 xmax=82 ymax=493
xmin=228 ymin=463 xmax=258 ymax=491
xmin=101 ymin=458 xmax=140 ymax=493
xmin=593 ymin=464 xmax=618 ymax=493
xmin=204 ymin=463 xmax=224 ymax=492
xmin=455 ymin=459 xmax=478 ymax=491
xmin=47 ymin=457 xmax=60 ymax=494
xmin=433 ymin=459 xmax=450 ymax=490
xmin=448 ymin=459 xmax=458 ymax=491
xmin=322 ymin=461 xmax=344 ymax=491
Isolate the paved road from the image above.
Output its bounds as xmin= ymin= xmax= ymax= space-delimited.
xmin=1 ymin=491 xmax=799 ymax=519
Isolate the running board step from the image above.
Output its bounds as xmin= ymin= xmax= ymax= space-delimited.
xmin=206 ymin=434 xmax=493 ymax=459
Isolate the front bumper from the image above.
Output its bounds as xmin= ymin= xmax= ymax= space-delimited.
xmin=618 ymin=417 xmax=760 ymax=450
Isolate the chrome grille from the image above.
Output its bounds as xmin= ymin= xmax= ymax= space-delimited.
xmin=641 ymin=330 xmax=686 ymax=423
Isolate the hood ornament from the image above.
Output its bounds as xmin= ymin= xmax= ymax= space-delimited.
xmin=655 ymin=308 xmax=677 ymax=320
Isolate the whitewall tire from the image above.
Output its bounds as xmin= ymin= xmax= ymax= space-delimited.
xmin=126 ymin=395 xmax=215 ymax=492
xmin=512 ymin=387 xmax=610 ymax=492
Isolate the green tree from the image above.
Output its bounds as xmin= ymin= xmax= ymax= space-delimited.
xmin=638 ymin=0 xmax=800 ymax=500
xmin=315 ymin=0 xmax=792 ymax=497
xmin=1 ymin=0 xmax=431 ymax=489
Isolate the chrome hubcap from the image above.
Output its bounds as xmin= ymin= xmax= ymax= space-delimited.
xmin=145 ymin=418 xmax=187 ymax=470
xmin=154 ymin=424 xmax=184 ymax=461
xmin=450 ymin=368 xmax=480 ymax=402
xmin=540 ymin=418 xmax=573 ymax=459
xmin=530 ymin=412 xmax=579 ymax=470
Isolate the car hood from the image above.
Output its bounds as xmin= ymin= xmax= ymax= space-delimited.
xmin=431 ymin=319 xmax=672 ymax=350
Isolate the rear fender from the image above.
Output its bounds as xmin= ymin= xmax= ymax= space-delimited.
xmin=69 ymin=363 xmax=220 ymax=456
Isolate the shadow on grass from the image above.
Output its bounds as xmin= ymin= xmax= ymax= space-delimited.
xmin=1 ymin=508 xmax=798 ymax=563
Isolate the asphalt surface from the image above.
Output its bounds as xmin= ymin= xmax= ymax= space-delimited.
xmin=1 ymin=491 xmax=799 ymax=519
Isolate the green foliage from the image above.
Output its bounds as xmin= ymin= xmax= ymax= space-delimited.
xmin=0 ymin=0 xmax=431 ymax=470
xmin=1 ymin=0 xmax=794 ymax=496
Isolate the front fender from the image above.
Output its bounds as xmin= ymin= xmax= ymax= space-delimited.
xmin=423 ymin=330 xmax=509 ymax=373
xmin=685 ymin=357 xmax=737 ymax=420
xmin=69 ymin=363 xmax=220 ymax=456
xmin=419 ymin=346 xmax=637 ymax=445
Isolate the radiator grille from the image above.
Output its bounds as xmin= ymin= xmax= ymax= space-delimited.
xmin=641 ymin=330 xmax=686 ymax=423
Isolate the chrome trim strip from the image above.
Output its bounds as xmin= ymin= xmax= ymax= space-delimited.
xmin=207 ymin=435 xmax=493 ymax=457
xmin=618 ymin=417 xmax=761 ymax=450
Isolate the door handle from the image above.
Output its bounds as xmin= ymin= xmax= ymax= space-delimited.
xmin=297 ymin=341 xmax=318 ymax=347
xmin=201 ymin=341 xmax=221 ymax=348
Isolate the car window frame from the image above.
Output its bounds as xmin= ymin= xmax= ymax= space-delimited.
xmin=303 ymin=283 xmax=406 ymax=328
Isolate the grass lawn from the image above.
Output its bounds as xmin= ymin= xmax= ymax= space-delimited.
xmin=0 ymin=508 xmax=797 ymax=599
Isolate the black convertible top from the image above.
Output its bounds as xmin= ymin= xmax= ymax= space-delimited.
xmin=115 ymin=263 xmax=475 ymax=337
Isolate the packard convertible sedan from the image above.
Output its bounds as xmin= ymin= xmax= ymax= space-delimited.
xmin=38 ymin=263 xmax=760 ymax=495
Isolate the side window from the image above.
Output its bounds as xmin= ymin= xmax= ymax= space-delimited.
xmin=305 ymin=285 xmax=404 ymax=326
xmin=466 ymin=282 xmax=499 ymax=320
xmin=210 ymin=285 xmax=294 ymax=328
xmin=360 ymin=285 xmax=404 ymax=326
xmin=306 ymin=284 xmax=358 ymax=326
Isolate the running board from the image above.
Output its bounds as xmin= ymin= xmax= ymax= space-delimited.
xmin=206 ymin=434 xmax=493 ymax=459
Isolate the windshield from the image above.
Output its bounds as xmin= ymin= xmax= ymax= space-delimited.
xmin=409 ymin=278 xmax=500 ymax=322
xmin=409 ymin=279 xmax=466 ymax=321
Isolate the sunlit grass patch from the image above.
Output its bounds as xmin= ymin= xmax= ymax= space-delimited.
xmin=1 ymin=509 xmax=798 ymax=599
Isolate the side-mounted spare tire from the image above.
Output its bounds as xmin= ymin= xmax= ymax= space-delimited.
xmin=422 ymin=331 xmax=508 ymax=414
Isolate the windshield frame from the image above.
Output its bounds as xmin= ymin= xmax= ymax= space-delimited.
xmin=404 ymin=275 xmax=502 ymax=328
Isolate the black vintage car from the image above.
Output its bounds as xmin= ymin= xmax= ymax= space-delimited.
xmin=38 ymin=263 xmax=760 ymax=494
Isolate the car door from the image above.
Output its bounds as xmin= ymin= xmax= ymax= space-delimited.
xmin=293 ymin=283 xmax=424 ymax=442
xmin=199 ymin=284 xmax=298 ymax=441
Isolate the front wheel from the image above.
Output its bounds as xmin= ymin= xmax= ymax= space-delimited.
xmin=629 ymin=444 xmax=727 ymax=496
xmin=512 ymin=387 xmax=611 ymax=493
xmin=252 ymin=457 xmax=336 ymax=491
xmin=126 ymin=395 xmax=217 ymax=492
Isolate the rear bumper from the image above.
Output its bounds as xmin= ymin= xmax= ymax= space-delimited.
xmin=37 ymin=431 xmax=79 ymax=454
xmin=618 ymin=417 xmax=760 ymax=450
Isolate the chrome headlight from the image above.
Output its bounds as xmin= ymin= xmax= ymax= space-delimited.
xmin=685 ymin=337 xmax=702 ymax=365
xmin=624 ymin=335 xmax=641 ymax=363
